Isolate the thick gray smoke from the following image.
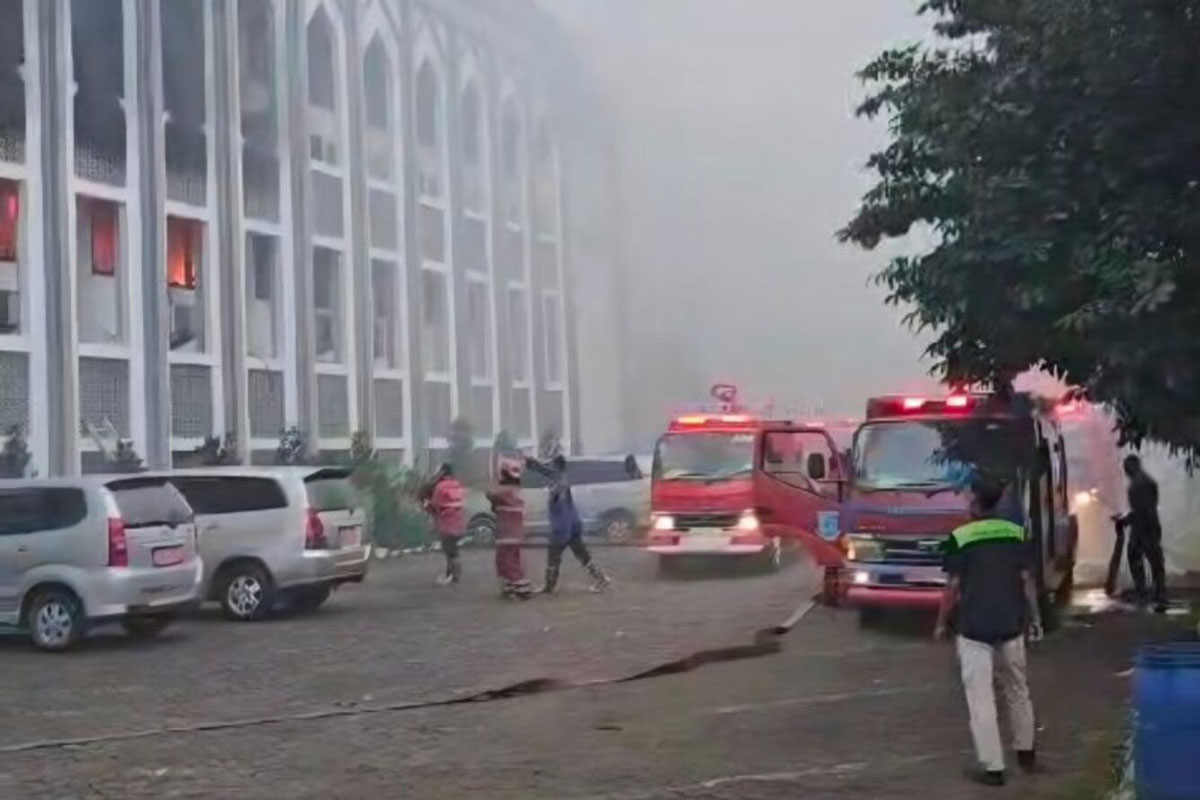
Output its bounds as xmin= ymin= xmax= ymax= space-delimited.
xmin=544 ymin=0 xmax=934 ymax=444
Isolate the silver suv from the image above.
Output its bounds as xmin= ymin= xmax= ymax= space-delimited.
xmin=0 ymin=477 xmax=203 ymax=651
xmin=150 ymin=467 xmax=370 ymax=621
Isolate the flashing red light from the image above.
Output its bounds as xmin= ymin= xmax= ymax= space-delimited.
xmin=719 ymin=414 xmax=751 ymax=424
xmin=902 ymin=397 xmax=926 ymax=411
xmin=946 ymin=395 xmax=970 ymax=409
xmin=675 ymin=415 xmax=708 ymax=425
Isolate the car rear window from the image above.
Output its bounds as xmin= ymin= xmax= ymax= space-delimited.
xmin=106 ymin=477 xmax=193 ymax=528
xmin=567 ymin=460 xmax=637 ymax=486
xmin=0 ymin=488 xmax=88 ymax=536
xmin=304 ymin=469 xmax=360 ymax=512
xmin=170 ymin=476 xmax=288 ymax=515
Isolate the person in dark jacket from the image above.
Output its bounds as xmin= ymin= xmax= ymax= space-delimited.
xmin=936 ymin=477 xmax=1042 ymax=787
xmin=1118 ymin=454 xmax=1167 ymax=612
xmin=526 ymin=455 xmax=610 ymax=593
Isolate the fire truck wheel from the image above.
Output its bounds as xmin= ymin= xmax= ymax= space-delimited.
xmin=858 ymin=607 xmax=884 ymax=628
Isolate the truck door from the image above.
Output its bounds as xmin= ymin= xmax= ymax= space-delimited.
xmin=754 ymin=426 xmax=845 ymax=567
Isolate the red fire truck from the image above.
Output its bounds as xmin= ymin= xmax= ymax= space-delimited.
xmin=840 ymin=392 xmax=1078 ymax=624
xmin=648 ymin=410 xmax=855 ymax=584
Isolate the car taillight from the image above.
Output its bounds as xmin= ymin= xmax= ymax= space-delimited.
xmin=107 ymin=517 xmax=128 ymax=567
xmin=305 ymin=509 xmax=327 ymax=550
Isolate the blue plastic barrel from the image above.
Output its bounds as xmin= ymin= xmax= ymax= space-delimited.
xmin=1134 ymin=642 xmax=1200 ymax=800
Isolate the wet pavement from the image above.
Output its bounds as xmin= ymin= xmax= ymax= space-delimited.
xmin=0 ymin=547 xmax=1180 ymax=798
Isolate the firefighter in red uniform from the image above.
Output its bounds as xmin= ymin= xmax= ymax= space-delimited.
xmin=424 ymin=463 xmax=466 ymax=585
xmin=487 ymin=458 xmax=535 ymax=598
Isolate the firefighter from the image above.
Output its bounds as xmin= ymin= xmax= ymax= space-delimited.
xmin=1118 ymin=454 xmax=1168 ymax=612
xmin=424 ymin=463 xmax=466 ymax=585
xmin=486 ymin=458 xmax=535 ymax=599
xmin=525 ymin=455 xmax=610 ymax=594
xmin=936 ymin=477 xmax=1042 ymax=787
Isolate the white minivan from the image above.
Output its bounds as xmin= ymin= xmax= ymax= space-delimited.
xmin=149 ymin=467 xmax=370 ymax=621
xmin=0 ymin=477 xmax=203 ymax=651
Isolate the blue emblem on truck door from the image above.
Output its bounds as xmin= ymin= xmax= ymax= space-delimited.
xmin=817 ymin=511 xmax=840 ymax=541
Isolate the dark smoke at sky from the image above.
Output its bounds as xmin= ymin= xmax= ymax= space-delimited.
xmin=544 ymin=0 xmax=936 ymax=443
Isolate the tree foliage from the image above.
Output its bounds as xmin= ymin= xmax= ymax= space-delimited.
xmin=841 ymin=0 xmax=1200 ymax=457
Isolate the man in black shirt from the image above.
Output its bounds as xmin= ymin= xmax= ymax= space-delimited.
xmin=1120 ymin=454 xmax=1168 ymax=612
xmin=936 ymin=478 xmax=1043 ymax=787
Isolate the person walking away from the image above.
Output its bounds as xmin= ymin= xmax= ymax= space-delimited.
xmin=1118 ymin=454 xmax=1168 ymax=612
xmin=486 ymin=459 xmax=535 ymax=599
xmin=935 ymin=478 xmax=1043 ymax=787
xmin=525 ymin=455 xmax=610 ymax=593
xmin=425 ymin=463 xmax=466 ymax=585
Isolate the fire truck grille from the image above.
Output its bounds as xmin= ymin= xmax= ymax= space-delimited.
xmin=881 ymin=537 xmax=949 ymax=566
xmin=674 ymin=513 xmax=740 ymax=531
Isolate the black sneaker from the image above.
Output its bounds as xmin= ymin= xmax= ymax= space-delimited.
xmin=1017 ymin=750 xmax=1039 ymax=774
xmin=966 ymin=769 xmax=1006 ymax=787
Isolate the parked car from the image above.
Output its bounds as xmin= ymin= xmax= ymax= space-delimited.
xmin=0 ymin=477 xmax=203 ymax=651
xmin=464 ymin=456 xmax=650 ymax=544
xmin=145 ymin=467 xmax=370 ymax=621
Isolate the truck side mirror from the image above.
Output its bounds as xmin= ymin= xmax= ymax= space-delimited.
xmin=807 ymin=453 xmax=827 ymax=481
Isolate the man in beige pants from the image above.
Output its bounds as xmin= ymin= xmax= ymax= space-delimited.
xmin=935 ymin=478 xmax=1043 ymax=787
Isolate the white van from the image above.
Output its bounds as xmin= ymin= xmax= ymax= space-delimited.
xmin=148 ymin=467 xmax=370 ymax=621
xmin=0 ymin=477 xmax=203 ymax=651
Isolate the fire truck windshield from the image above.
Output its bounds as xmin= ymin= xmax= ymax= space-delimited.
xmin=653 ymin=432 xmax=755 ymax=483
xmin=853 ymin=418 xmax=1022 ymax=491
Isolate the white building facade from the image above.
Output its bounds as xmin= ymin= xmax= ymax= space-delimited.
xmin=0 ymin=0 xmax=623 ymax=475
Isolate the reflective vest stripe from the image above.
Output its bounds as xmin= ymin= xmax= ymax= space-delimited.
xmin=951 ymin=519 xmax=1024 ymax=548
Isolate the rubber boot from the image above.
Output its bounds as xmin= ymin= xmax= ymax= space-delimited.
xmin=586 ymin=561 xmax=611 ymax=592
xmin=541 ymin=565 xmax=561 ymax=595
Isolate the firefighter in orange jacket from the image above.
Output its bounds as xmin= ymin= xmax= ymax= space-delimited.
xmin=424 ymin=463 xmax=466 ymax=584
xmin=486 ymin=458 xmax=535 ymax=598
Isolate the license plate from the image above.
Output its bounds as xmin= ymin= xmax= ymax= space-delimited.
xmin=339 ymin=526 xmax=362 ymax=548
xmin=877 ymin=573 xmax=905 ymax=585
xmin=684 ymin=535 xmax=729 ymax=550
xmin=152 ymin=546 xmax=184 ymax=567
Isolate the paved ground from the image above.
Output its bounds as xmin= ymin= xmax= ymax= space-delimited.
xmin=0 ymin=547 xmax=1178 ymax=798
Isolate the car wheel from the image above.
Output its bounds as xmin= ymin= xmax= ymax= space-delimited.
xmin=467 ymin=515 xmax=497 ymax=546
xmin=290 ymin=585 xmax=332 ymax=613
xmin=27 ymin=588 xmax=86 ymax=652
xmin=763 ymin=537 xmax=783 ymax=571
xmin=600 ymin=509 xmax=638 ymax=544
xmin=218 ymin=563 xmax=275 ymax=622
xmin=121 ymin=613 xmax=174 ymax=639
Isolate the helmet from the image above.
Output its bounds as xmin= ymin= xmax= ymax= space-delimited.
xmin=498 ymin=458 xmax=523 ymax=481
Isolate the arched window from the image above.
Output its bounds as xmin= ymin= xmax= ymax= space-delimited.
xmin=460 ymin=81 xmax=485 ymax=213
xmin=415 ymin=60 xmax=442 ymax=199
xmin=306 ymin=8 xmax=336 ymax=112
xmin=461 ymin=83 xmax=481 ymax=167
xmin=500 ymin=99 xmax=522 ymax=224
xmin=534 ymin=123 xmax=558 ymax=234
xmin=416 ymin=61 xmax=439 ymax=150
xmin=362 ymin=37 xmax=393 ymax=181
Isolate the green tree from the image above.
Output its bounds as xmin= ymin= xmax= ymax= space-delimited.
xmin=841 ymin=0 xmax=1200 ymax=457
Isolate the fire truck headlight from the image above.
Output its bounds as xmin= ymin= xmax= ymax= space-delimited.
xmin=1073 ymin=489 xmax=1098 ymax=509
xmin=846 ymin=534 xmax=883 ymax=563
xmin=853 ymin=570 xmax=871 ymax=585
xmin=736 ymin=510 xmax=759 ymax=531
xmin=653 ymin=515 xmax=676 ymax=531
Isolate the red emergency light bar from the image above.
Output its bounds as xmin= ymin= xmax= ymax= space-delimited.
xmin=670 ymin=413 xmax=758 ymax=429
xmin=866 ymin=393 xmax=987 ymax=419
